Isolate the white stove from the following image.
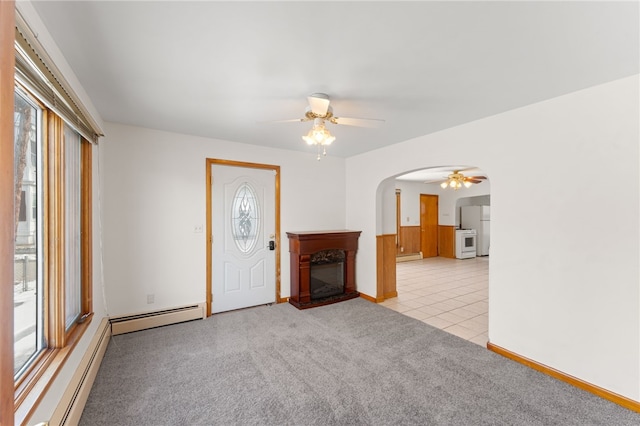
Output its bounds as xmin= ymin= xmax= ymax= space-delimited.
xmin=455 ymin=229 xmax=477 ymax=259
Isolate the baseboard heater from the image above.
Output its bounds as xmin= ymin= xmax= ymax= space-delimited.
xmin=49 ymin=317 xmax=111 ymax=426
xmin=110 ymin=303 xmax=205 ymax=335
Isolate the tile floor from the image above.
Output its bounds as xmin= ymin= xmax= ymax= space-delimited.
xmin=381 ymin=256 xmax=489 ymax=346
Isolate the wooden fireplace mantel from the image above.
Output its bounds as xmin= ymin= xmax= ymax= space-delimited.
xmin=287 ymin=230 xmax=361 ymax=309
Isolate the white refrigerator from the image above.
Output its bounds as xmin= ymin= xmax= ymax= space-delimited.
xmin=461 ymin=205 xmax=490 ymax=256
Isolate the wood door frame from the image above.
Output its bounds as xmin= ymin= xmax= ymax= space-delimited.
xmin=419 ymin=194 xmax=439 ymax=257
xmin=205 ymin=159 xmax=282 ymax=317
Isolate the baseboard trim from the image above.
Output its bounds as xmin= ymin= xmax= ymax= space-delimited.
xmin=49 ymin=317 xmax=111 ymax=425
xmin=487 ymin=342 xmax=640 ymax=413
xmin=396 ymin=253 xmax=422 ymax=262
xmin=110 ymin=303 xmax=205 ymax=335
xmin=360 ymin=291 xmax=397 ymax=303
xmin=359 ymin=293 xmax=384 ymax=303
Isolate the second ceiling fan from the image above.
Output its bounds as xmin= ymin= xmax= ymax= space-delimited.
xmin=438 ymin=170 xmax=487 ymax=189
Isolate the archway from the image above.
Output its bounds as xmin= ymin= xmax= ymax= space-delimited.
xmin=375 ymin=165 xmax=491 ymax=346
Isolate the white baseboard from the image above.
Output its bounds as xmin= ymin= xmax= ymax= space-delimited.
xmin=110 ymin=303 xmax=206 ymax=335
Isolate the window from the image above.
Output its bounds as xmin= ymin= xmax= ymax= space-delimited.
xmin=18 ymin=190 xmax=26 ymax=221
xmin=13 ymin=85 xmax=94 ymax=410
xmin=64 ymin=124 xmax=82 ymax=328
xmin=11 ymin=16 xmax=101 ymax=423
xmin=13 ymin=89 xmax=44 ymax=378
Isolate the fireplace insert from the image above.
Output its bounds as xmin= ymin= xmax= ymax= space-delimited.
xmin=310 ymin=249 xmax=345 ymax=300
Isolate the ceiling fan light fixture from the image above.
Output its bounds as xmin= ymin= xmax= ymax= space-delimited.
xmin=302 ymin=121 xmax=336 ymax=160
xmin=302 ymin=133 xmax=313 ymax=145
xmin=438 ymin=170 xmax=484 ymax=190
xmin=302 ymin=126 xmax=336 ymax=145
xmin=302 ymin=124 xmax=335 ymax=146
xmin=281 ymin=92 xmax=385 ymax=160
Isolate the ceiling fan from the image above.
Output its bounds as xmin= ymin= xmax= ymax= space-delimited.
xmin=272 ymin=93 xmax=385 ymax=159
xmin=436 ymin=170 xmax=487 ymax=190
xmin=275 ymin=93 xmax=385 ymax=128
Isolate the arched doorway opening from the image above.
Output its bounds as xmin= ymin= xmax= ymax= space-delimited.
xmin=376 ymin=166 xmax=491 ymax=346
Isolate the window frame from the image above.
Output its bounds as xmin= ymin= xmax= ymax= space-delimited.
xmin=13 ymin=87 xmax=46 ymax=384
xmin=13 ymin=84 xmax=94 ymax=424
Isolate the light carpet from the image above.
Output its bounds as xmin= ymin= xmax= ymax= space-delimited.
xmin=79 ymin=298 xmax=639 ymax=425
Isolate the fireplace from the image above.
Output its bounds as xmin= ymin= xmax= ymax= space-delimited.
xmin=287 ymin=231 xmax=361 ymax=309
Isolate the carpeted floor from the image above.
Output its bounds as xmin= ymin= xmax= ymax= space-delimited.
xmin=80 ymin=298 xmax=639 ymax=425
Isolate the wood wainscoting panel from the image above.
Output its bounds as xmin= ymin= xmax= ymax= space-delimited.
xmin=376 ymin=234 xmax=397 ymax=302
xmin=382 ymin=235 xmax=398 ymax=299
xmin=438 ymin=225 xmax=456 ymax=258
xmin=399 ymin=226 xmax=421 ymax=255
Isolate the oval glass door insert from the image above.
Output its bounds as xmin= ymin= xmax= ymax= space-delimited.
xmin=231 ymin=182 xmax=260 ymax=253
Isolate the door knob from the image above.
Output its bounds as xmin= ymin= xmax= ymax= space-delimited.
xmin=268 ymin=240 xmax=275 ymax=250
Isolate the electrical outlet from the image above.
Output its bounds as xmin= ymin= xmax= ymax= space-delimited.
xmin=194 ymin=225 xmax=203 ymax=233
xmin=147 ymin=294 xmax=154 ymax=304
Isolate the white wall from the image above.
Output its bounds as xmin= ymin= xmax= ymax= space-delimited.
xmin=395 ymin=180 xmax=491 ymax=227
xmin=376 ymin=179 xmax=397 ymax=234
xmin=347 ymin=75 xmax=640 ymax=401
xmin=101 ymin=123 xmax=346 ymax=316
xmin=395 ymin=181 xmax=430 ymax=226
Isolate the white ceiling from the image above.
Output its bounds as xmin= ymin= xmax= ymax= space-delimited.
xmin=29 ymin=1 xmax=639 ymax=159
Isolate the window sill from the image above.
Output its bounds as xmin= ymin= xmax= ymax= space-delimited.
xmin=14 ymin=314 xmax=93 ymax=425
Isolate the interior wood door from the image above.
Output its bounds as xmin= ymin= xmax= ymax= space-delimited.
xmin=211 ymin=164 xmax=276 ymax=314
xmin=420 ymin=194 xmax=438 ymax=258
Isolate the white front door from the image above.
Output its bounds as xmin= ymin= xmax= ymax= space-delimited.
xmin=211 ymin=164 xmax=276 ymax=314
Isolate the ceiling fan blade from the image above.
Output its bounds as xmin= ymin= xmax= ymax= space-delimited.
xmin=466 ymin=179 xmax=483 ymax=184
xmin=468 ymin=176 xmax=487 ymax=180
xmin=307 ymin=94 xmax=330 ymax=116
xmin=331 ymin=116 xmax=385 ymax=128
xmin=261 ymin=118 xmax=309 ymax=124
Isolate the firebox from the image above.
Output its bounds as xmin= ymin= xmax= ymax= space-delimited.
xmin=310 ymin=249 xmax=345 ymax=300
xmin=287 ymin=231 xmax=361 ymax=309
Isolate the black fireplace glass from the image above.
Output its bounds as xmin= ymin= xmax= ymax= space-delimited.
xmin=309 ymin=249 xmax=345 ymax=300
